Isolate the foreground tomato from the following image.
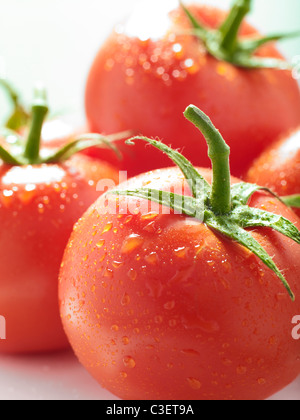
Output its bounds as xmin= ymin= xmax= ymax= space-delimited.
xmin=0 ymin=88 xmax=120 ymax=354
xmin=85 ymin=0 xmax=300 ymax=177
xmin=60 ymin=105 xmax=300 ymax=400
xmin=246 ymin=127 xmax=300 ymax=218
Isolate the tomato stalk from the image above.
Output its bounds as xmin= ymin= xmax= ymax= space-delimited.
xmin=219 ymin=0 xmax=251 ymax=54
xmin=184 ymin=106 xmax=231 ymax=215
xmin=0 ymin=85 xmax=129 ymax=166
xmin=180 ymin=0 xmax=300 ymax=69
xmin=24 ymin=85 xmax=48 ymax=163
xmin=111 ymin=105 xmax=300 ymax=300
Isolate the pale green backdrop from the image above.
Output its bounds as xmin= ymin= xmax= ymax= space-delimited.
xmin=0 ymin=0 xmax=299 ymax=123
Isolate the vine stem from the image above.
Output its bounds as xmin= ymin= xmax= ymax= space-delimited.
xmin=219 ymin=0 xmax=252 ymax=53
xmin=24 ymin=85 xmax=48 ymax=163
xmin=184 ymin=105 xmax=231 ymax=215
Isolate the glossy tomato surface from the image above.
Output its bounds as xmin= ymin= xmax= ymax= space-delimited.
xmin=246 ymin=128 xmax=300 ymax=218
xmin=41 ymin=115 xmax=88 ymax=149
xmin=59 ymin=167 xmax=300 ymax=400
xmin=85 ymin=3 xmax=300 ymax=177
xmin=0 ymin=154 xmax=118 ymax=354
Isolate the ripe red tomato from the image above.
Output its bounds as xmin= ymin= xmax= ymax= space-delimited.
xmin=0 ymin=91 xmax=119 ymax=354
xmin=246 ymin=128 xmax=300 ymax=218
xmin=85 ymin=2 xmax=300 ymax=177
xmin=59 ymin=167 xmax=300 ymax=400
xmin=59 ymin=100 xmax=300 ymax=401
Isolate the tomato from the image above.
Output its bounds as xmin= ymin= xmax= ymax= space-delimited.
xmin=0 ymin=88 xmax=119 ymax=354
xmin=85 ymin=1 xmax=300 ymax=177
xmin=41 ymin=115 xmax=88 ymax=149
xmin=59 ymin=105 xmax=300 ymax=400
xmin=246 ymin=128 xmax=300 ymax=218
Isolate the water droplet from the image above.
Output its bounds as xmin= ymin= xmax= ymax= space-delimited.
xmin=181 ymin=349 xmax=200 ymax=357
xmin=120 ymin=371 xmax=128 ymax=379
xmin=112 ymin=260 xmax=124 ymax=269
xmin=154 ymin=315 xmax=163 ymax=324
xmin=104 ymin=268 xmax=113 ymax=278
xmin=111 ymin=325 xmax=119 ymax=332
xmin=257 ymin=378 xmax=266 ymax=385
xmin=102 ymin=222 xmax=113 ymax=234
xmin=122 ymin=336 xmax=129 ymax=345
xmin=268 ymin=336 xmax=277 ymax=345
xmin=236 ymin=366 xmax=247 ymax=375
xmin=121 ymin=234 xmax=143 ymax=254
xmin=121 ymin=293 xmax=131 ymax=306
xmin=222 ymin=359 xmax=233 ymax=366
xmin=96 ymin=240 xmax=105 ymax=248
xmin=127 ymin=269 xmax=137 ymax=281
xmin=145 ymin=252 xmax=159 ymax=265
xmin=164 ymin=301 xmax=175 ymax=310
xmin=187 ymin=377 xmax=202 ymax=390
xmin=173 ymin=247 xmax=188 ymax=258
xmin=141 ymin=212 xmax=158 ymax=221
xmin=123 ymin=356 xmax=136 ymax=369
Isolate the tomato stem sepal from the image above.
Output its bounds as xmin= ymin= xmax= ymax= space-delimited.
xmin=281 ymin=195 xmax=300 ymax=208
xmin=0 ymin=78 xmax=30 ymax=131
xmin=180 ymin=0 xmax=300 ymax=69
xmin=0 ymin=85 xmax=128 ymax=166
xmin=109 ymin=105 xmax=300 ymax=301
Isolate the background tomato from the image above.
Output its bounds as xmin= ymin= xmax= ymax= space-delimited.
xmin=246 ymin=128 xmax=300 ymax=218
xmin=0 ymin=88 xmax=120 ymax=354
xmin=0 ymin=154 xmax=118 ymax=354
xmin=85 ymin=2 xmax=300 ymax=177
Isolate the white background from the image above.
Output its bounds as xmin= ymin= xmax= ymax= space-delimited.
xmin=0 ymin=0 xmax=299 ymax=118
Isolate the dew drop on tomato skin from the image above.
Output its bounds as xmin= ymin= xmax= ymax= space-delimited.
xmin=123 ymin=356 xmax=136 ymax=369
xmin=121 ymin=234 xmax=144 ymax=254
xmin=187 ymin=377 xmax=202 ymax=390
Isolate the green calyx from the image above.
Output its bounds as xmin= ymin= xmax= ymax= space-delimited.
xmin=111 ymin=104 xmax=300 ymax=301
xmin=180 ymin=0 xmax=300 ymax=69
xmin=0 ymin=78 xmax=30 ymax=130
xmin=0 ymin=84 xmax=125 ymax=166
xmin=282 ymin=195 xmax=300 ymax=208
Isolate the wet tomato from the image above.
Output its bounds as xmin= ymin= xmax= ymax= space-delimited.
xmin=85 ymin=1 xmax=300 ymax=177
xmin=246 ymin=128 xmax=300 ymax=218
xmin=0 ymin=88 xmax=119 ymax=354
xmin=59 ymin=106 xmax=300 ymax=400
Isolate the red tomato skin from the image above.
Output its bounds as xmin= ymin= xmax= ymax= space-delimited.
xmin=0 ymin=155 xmax=119 ymax=354
xmin=85 ymin=5 xmax=300 ymax=177
xmin=59 ymin=168 xmax=300 ymax=400
xmin=41 ymin=117 xmax=88 ymax=149
xmin=246 ymin=128 xmax=300 ymax=218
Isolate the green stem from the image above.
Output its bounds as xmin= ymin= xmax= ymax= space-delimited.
xmin=24 ymin=85 xmax=48 ymax=163
xmin=0 ymin=78 xmax=19 ymax=106
xmin=281 ymin=194 xmax=300 ymax=208
xmin=184 ymin=105 xmax=231 ymax=215
xmin=219 ymin=0 xmax=251 ymax=54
